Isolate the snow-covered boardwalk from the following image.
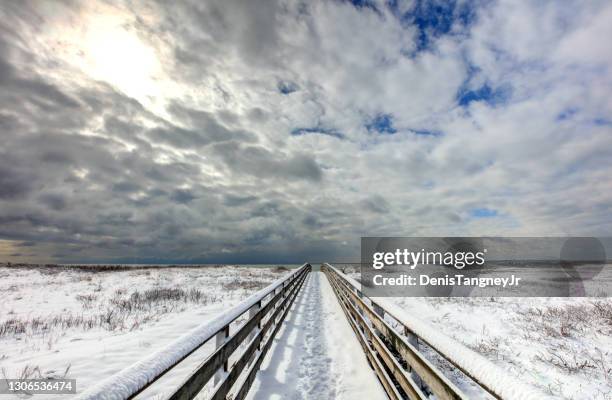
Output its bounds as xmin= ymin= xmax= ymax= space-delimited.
xmin=247 ymin=272 xmax=387 ymax=400
xmin=71 ymin=264 xmax=552 ymax=400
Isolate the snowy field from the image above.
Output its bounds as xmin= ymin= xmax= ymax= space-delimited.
xmin=337 ymin=264 xmax=612 ymax=400
xmin=0 ymin=263 xmax=291 ymax=398
xmin=2 ymin=263 xmax=611 ymax=400
xmin=385 ymin=296 xmax=612 ymax=399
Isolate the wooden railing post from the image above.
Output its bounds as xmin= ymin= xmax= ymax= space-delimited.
xmin=248 ymin=300 xmax=262 ymax=360
xmin=372 ymin=302 xmax=385 ymax=335
xmin=214 ymin=325 xmax=230 ymax=385
xmin=404 ymin=326 xmax=424 ymax=390
xmin=250 ymin=301 xmax=262 ymax=335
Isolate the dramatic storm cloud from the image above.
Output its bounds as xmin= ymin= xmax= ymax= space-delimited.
xmin=0 ymin=0 xmax=611 ymax=263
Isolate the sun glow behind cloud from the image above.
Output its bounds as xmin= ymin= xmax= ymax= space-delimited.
xmin=84 ymin=17 xmax=160 ymax=101
xmin=43 ymin=3 xmax=170 ymax=110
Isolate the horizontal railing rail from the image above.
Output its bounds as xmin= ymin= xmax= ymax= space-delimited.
xmin=76 ymin=264 xmax=311 ymax=400
xmin=322 ymin=263 xmax=549 ymax=400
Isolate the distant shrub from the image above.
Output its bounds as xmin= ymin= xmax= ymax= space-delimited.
xmin=222 ymin=277 xmax=270 ymax=291
xmin=75 ymin=294 xmax=97 ymax=309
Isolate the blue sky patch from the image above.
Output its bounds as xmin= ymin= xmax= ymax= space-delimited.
xmin=396 ymin=0 xmax=477 ymax=52
xmin=277 ymin=80 xmax=299 ymax=95
xmin=411 ymin=128 xmax=442 ymax=137
xmin=593 ymin=117 xmax=612 ymax=126
xmin=366 ymin=113 xmax=397 ymax=134
xmin=291 ymin=127 xmax=345 ymax=139
xmin=470 ymin=207 xmax=498 ymax=218
xmin=422 ymin=180 xmax=435 ymax=189
xmin=557 ymin=107 xmax=579 ymax=121
xmin=457 ymin=83 xmax=510 ymax=107
xmin=342 ymin=0 xmax=381 ymax=14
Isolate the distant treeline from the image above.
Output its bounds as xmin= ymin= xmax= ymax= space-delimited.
xmin=0 ymin=263 xmax=291 ymax=273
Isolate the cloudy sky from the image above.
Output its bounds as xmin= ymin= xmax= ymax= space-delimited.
xmin=0 ymin=0 xmax=611 ymax=264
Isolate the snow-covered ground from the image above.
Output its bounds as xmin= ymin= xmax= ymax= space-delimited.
xmin=247 ymin=272 xmax=386 ymax=400
xmin=0 ymin=264 xmax=290 ymax=398
xmin=3 ymin=262 xmax=610 ymax=400
xmin=384 ymin=296 xmax=612 ymax=399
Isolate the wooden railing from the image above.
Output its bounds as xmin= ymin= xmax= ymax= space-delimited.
xmin=168 ymin=265 xmax=310 ymax=400
xmin=323 ymin=263 xmax=553 ymax=400
xmin=76 ymin=264 xmax=311 ymax=400
xmin=323 ymin=263 xmax=487 ymax=400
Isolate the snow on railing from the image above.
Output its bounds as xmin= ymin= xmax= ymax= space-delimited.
xmin=323 ymin=263 xmax=553 ymax=400
xmin=75 ymin=264 xmax=311 ymax=400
